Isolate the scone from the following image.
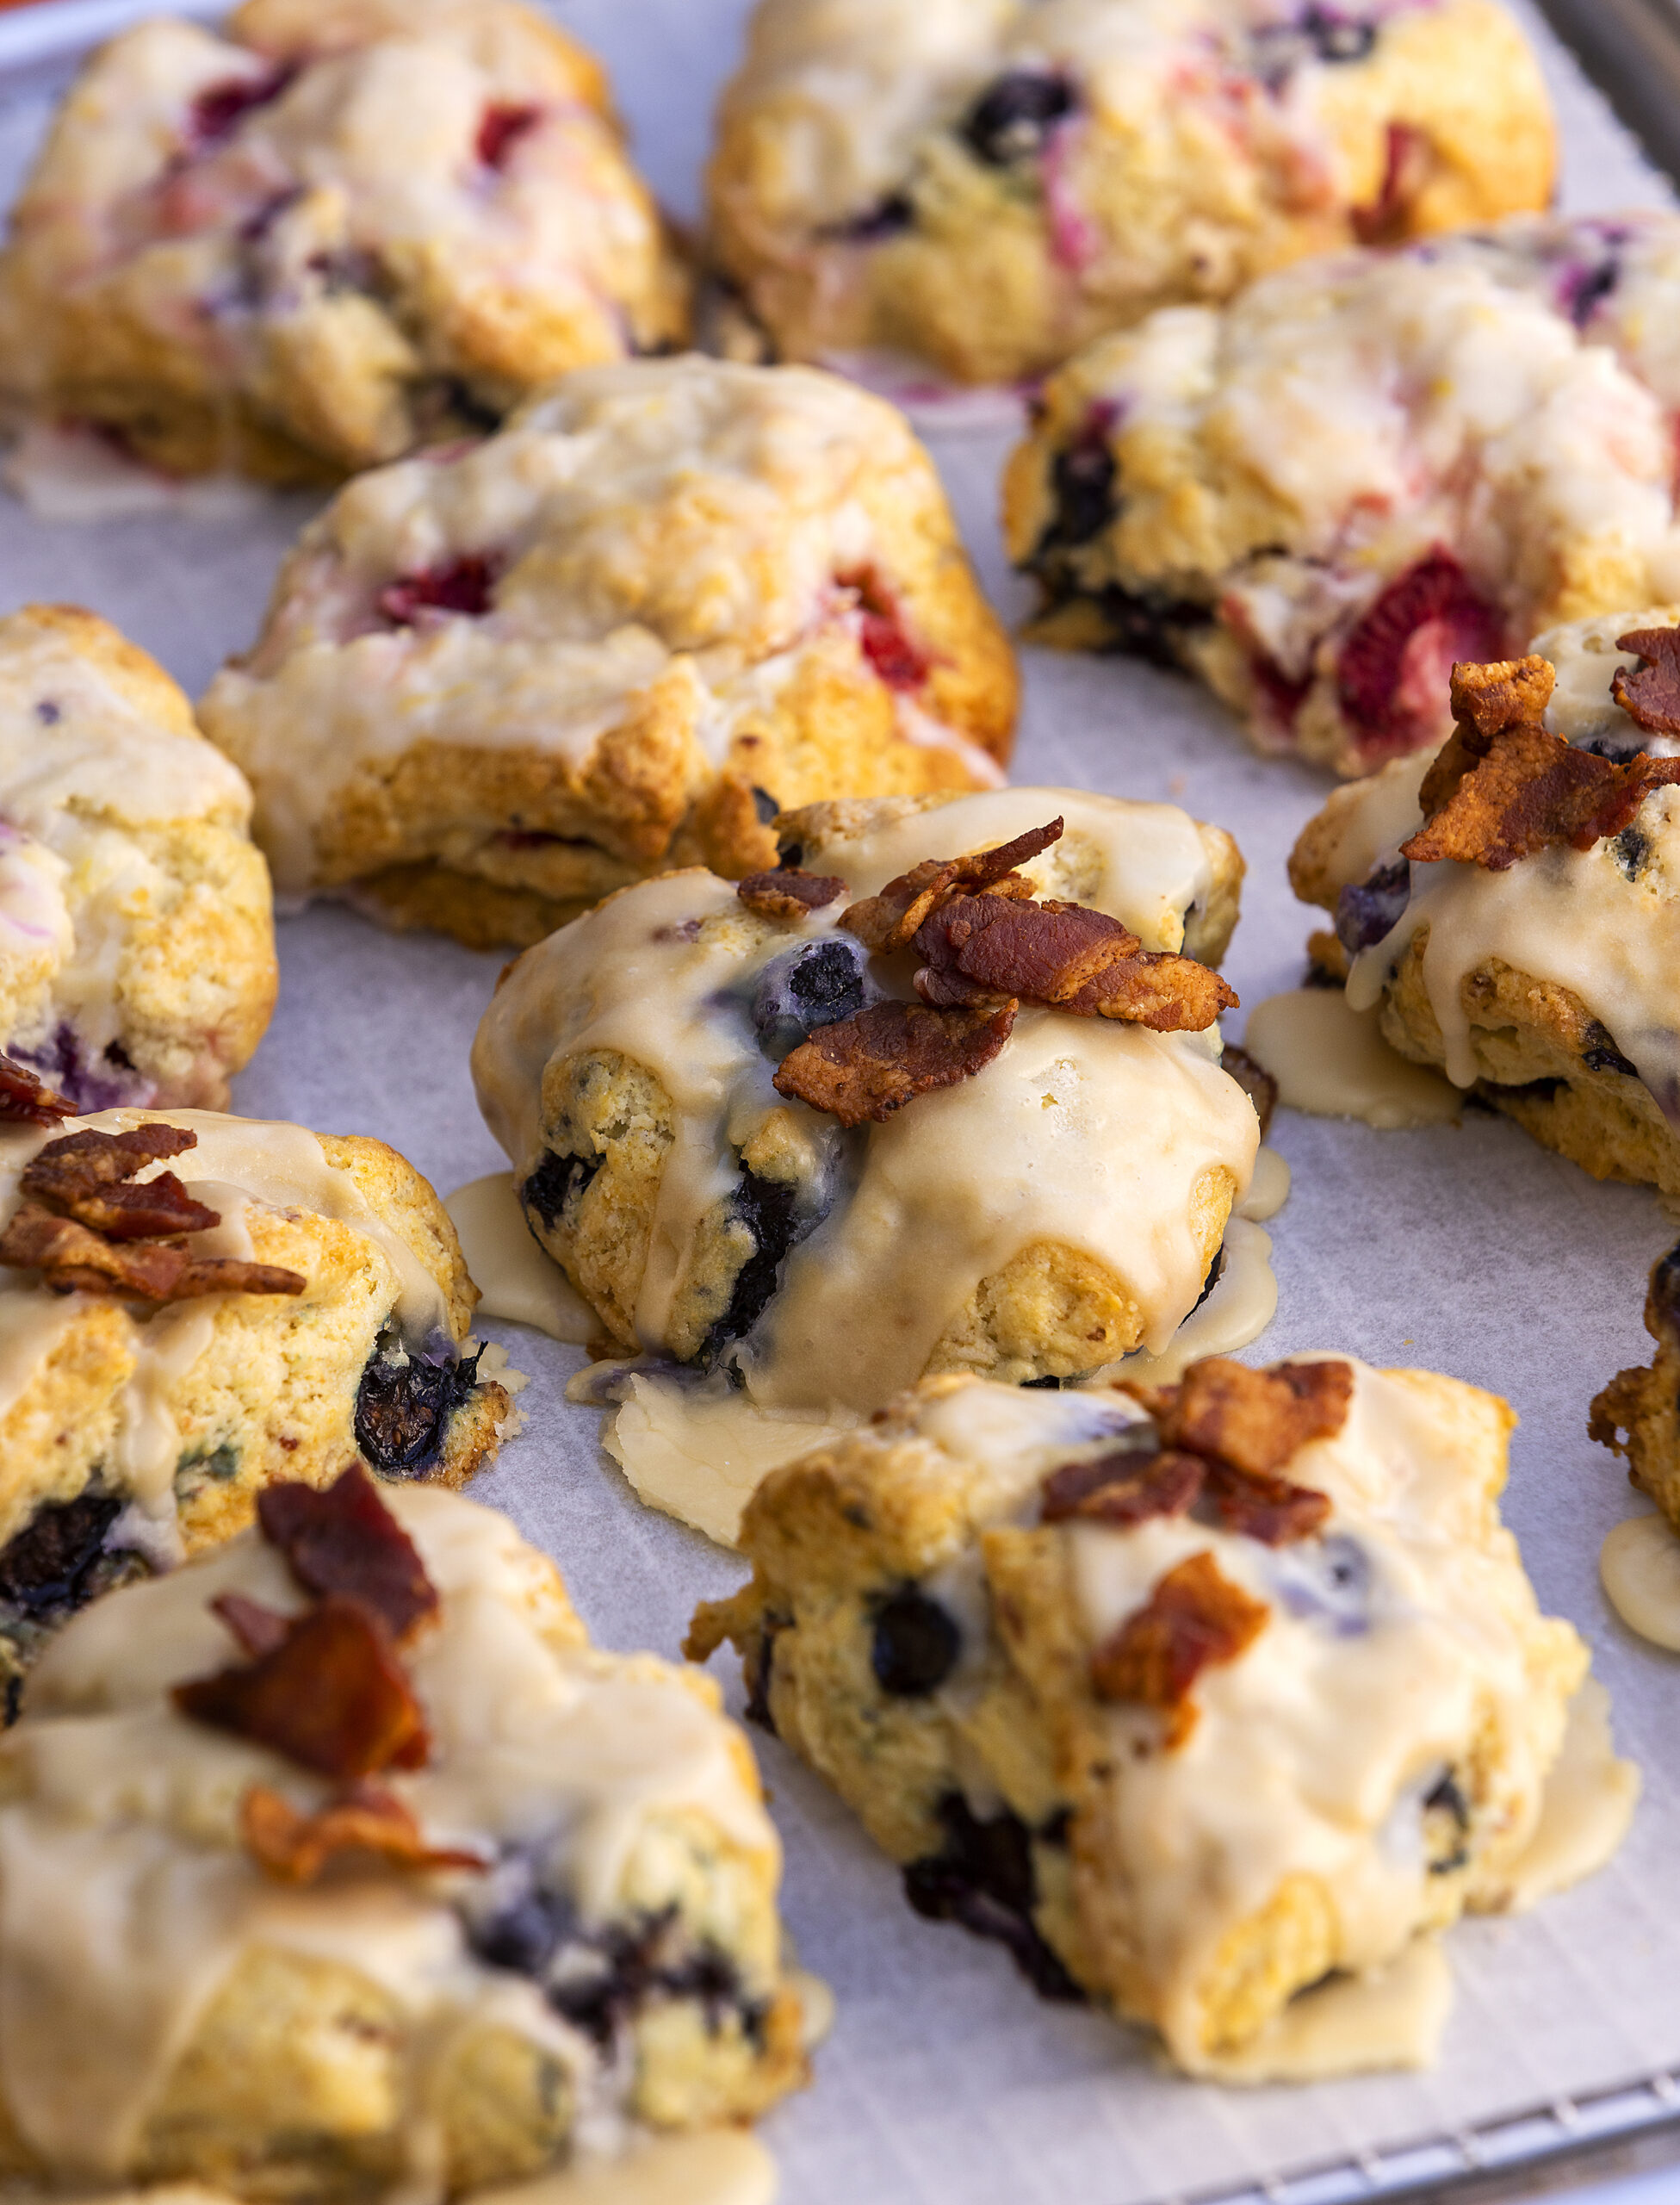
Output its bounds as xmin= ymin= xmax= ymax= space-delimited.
xmin=0 ymin=1466 xmax=809 ymax=2196
xmin=0 ymin=0 xmax=687 ymax=484
xmin=1592 ymin=1243 xmax=1680 ymax=1532
xmin=199 ymin=356 xmax=1020 ymax=950
xmin=0 ymin=1092 xmax=512 ymax=1713
xmin=707 ymin=0 xmax=1553 ymax=388
xmin=1289 ymin=636 xmax=1680 ymax=1191
xmin=0 ymin=604 xmax=275 ymax=1110
xmin=1004 ymin=213 xmax=1680 ymax=776
xmin=690 ymin=1357 xmax=1633 ymax=2078
xmin=474 ymin=786 xmax=1255 ymax=1426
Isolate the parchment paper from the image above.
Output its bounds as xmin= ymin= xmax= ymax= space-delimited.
xmin=3 ymin=5 xmax=1680 ymax=2197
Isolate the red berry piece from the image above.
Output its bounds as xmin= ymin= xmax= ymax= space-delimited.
xmin=377 ymin=556 xmax=499 ymax=626
xmin=1335 ymin=550 xmax=1504 ymax=763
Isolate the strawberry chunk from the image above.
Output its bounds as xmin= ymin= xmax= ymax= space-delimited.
xmin=1335 ymin=550 xmax=1504 ymax=762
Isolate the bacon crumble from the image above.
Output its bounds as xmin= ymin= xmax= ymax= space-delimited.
xmin=841 ymin=819 xmax=1065 ymax=954
xmin=240 ymin=1780 xmax=484 ymax=1885
xmin=1610 ymin=627 xmax=1680 ymax=736
xmin=1088 ymin=1550 xmax=1269 ymax=1747
xmin=1402 ymin=655 xmax=1680 ymax=871
xmin=772 ymin=998 xmax=1016 ymax=1126
xmin=0 ymin=1056 xmax=72 ymax=1126
xmin=257 ymin=1462 xmax=440 ymax=1643
xmin=0 ymin=1125 xmax=307 ymax=1301
xmin=736 ymin=866 xmax=849 ymax=922
xmin=1139 ymin=1356 xmax=1353 ymax=1481
xmin=1040 ymin=1448 xmax=1205 ymax=1525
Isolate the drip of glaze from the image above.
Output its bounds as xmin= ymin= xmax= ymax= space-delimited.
xmin=445 ymin=1172 xmax=595 ymax=1343
xmin=475 ymin=2128 xmax=777 ymax=2205
xmin=1600 ymin=1509 xmax=1680 ymax=1649
xmin=1242 ymin=989 xmax=1460 ymax=1129
xmin=1193 ymin=1938 xmax=1452 ymax=2083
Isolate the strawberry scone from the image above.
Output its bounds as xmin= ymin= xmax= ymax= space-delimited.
xmin=0 ymin=604 xmax=274 ymax=1112
xmin=1005 ymin=214 xmax=1680 ymax=776
xmin=0 ymin=0 xmax=688 ymax=484
xmin=708 ymin=0 xmax=1553 ymax=388
xmin=200 ymin=357 xmax=1020 ymax=949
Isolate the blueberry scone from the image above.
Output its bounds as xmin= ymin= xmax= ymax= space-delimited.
xmin=0 ymin=1463 xmax=808 ymax=2196
xmin=0 ymin=0 xmax=687 ymax=485
xmin=474 ymin=787 xmax=1255 ymax=1434
xmin=690 ymin=1357 xmax=1634 ymax=2078
xmin=1005 ymin=214 xmax=1680 ymax=776
xmin=0 ymin=1090 xmax=511 ymax=1712
xmin=1591 ymin=1242 xmax=1680 ymax=1535
xmin=1290 ymin=633 xmax=1680 ymax=1191
xmin=707 ymin=0 xmax=1553 ymax=389
xmin=0 ymin=604 xmax=275 ymax=1112
xmin=199 ymin=356 xmax=1020 ymax=950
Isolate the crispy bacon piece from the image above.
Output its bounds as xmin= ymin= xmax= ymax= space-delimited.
xmin=1611 ymin=627 xmax=1680 ymax=736
xmin=912 ymin=892 xmax=1235 ymax=1032
xmin=24 ymin=1123 xmax=195 ymax=1202
xmin=1088 ymin=1550 xmax=1268 ymax=1746
xmin=174 ymin=1595 xmax=429 ymax=1780
xmin=240 ymin=1780 xmax=485 ymax=1884
xmin=1403 ymin=656 xmax=1680 ymax=870
xmin=841 ymin=819 xmax=1064 ymax=953
xmin=736 ymin=866 xmax=849 ymax=922
xmin=772 ymin=998 xmax=1015 ymax=1126
xmin=1218 ymin=1044 xmax=1277 ymax=1137
xmin=1040 ymin=1448 xmax=1205 ymax=1525
xmin=0 ymin=1057 xmax=71 ymax=1126
xmin=213 ymin=1592 xmax=292 ymax=1659
xmin=1138 ymin=1356 xmax=1352 ymax=1483
xmin=0 ymin=1196 xmax=305 ymax=1301
xmin=258 ymin=1462 xmax=439 ymax=1644
xmin=1204 ymin=1464 xmax=1331 ymax=1547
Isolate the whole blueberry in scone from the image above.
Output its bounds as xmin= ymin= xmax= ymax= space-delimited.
xmin=1289 ymin=628 xmax=1680 ymax=1190
xmin=691 ymin=1357 xmax=1634 ymax=2078
xmin=200 ymin=357 xmax=1020 ymax=948
xmin=708 ymin=0 xmax=1553 ymax=388
xmin=0 ymin=1465 xmax=809 ymax=2193
xmin=1005 ymin=214 xmax=1680 ymax=775
xmin=0 ymin=0 xmax=688 ymax=483
xmin=0 ymin=604 xmax=275 ymax=1113
xmin=473 ymin=787 xmax=1259 ymax=1531
xmin=0 ymin=1091 xmax=513 ymax=1711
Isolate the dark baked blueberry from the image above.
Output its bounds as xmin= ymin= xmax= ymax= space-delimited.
xmin=12 ymin=1022 xmax=146 ymax=1114
xmin=1253 ymin=9 xmax=1376 ymax=78
xmin=474 ymin=1889 xmax=563 ymax=1976
xmin=961 ymin=71 xmax=1076 ymax=165
xmin=752 ymin=937 xmax=877 ymax=1059
xmin=522 ymin=1149 xmax=601 ymax=1227
xmin=1561 ymin=253 xmax=1621 ymax=330
xmin=903 ymin=1793 xmax=1084 ymax=2001
xmin=871 ymin=1586 xmax=961 ymax=1696
xmin=1612 ymin=824 xmax=1651 ymax=878
xmin=355 ymin=1338 xmax=484 ymax=1477
xmin=0 ymin=1489 xmax=123 ymax=1618
xmin=1581 ymin=1021 xmax=1639 ymax=1077
xmin=1020 ymin=1374 xmax=1067 ymax=1389
xmin=1094 ymin=582 xmax=1212 ymax=669
xmin=1651 ymin=1243 xmax=1680 ymax=1335
xmin=695 ymin=1171 xmax=805 ymax=1369
xmin=1423 ymin=1769 xmax=1471 ymax=1874
xmin=34 ymin=700 xmax=59 ymax=725
xmin=1045 ymin=432 xmax=1116 ymax=550
xmin=1335 ymin=859 xmax=1411 ymax=956
xmin=1274 ymin=1531 xmax=1373 ymax=1636
xmin=1192 ymin=1245 xmax=1225 ymax=1314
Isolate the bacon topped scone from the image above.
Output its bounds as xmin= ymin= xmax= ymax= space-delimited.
xmin=474 ymin=786 xmax=1265 ymax=1541
xmin=0 ymin=1090 xmax=511 ymax=1714
xmin=1006 ymin=214 xmax=1680 ymax=776
xmin=691 ymin=1358 xmax=1634 ymax=2078
xmin=1290 ymin=626 xmax=1680 ymax=1189
xmin=200 ymin=356 xmax=1019 ymax=948
xmin=707 ymin=0 xmax=1553 ymax=388
xmin=0 ymin=1467 xmax=808 ymax=2196
xmin=0 ymin=0 xmax=687 ymax=483
xmin=0 ymin=605 xmax=274 ymax=1113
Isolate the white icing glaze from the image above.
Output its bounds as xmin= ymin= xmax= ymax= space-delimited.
xmin=1243 ymin=988 xmax=1460 ymax=1128
xmin=1495 ymin=1677 xmax=1639 ymax=1910
xmin=474 ymin=788 xmax=1257 ymax=1432
xmin=1098 ymin=1214 xmax=1274 ymax=1387
xmin=445 ymin=1172 xmax=595 ymax=1344
xmin=1061 ymin=1357 xmax=1609 ymax=2066
xmin=478 ymin=2128 xmax=778 ymax=2205
xmin=1196 ymin=1938 xmax=1453 ymax=2084
xmin=1600 ymin=1509 xmax=1680 ymax=1651
xmin=201 ymin=357 xmax=992 ymax=894
xmin=0 ymin=1485 xmax=780 ymax=2186
xmin=598 ymin=1377 xmax=857 ymax=1548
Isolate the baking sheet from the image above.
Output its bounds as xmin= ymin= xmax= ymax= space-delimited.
xmin=4 ymin=3 xmax=1680 ymax=2199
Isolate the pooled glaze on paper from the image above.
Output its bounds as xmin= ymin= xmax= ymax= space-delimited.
xmin=479 ymin=2128 xmax=778 ymax=2205
xmin=445 ymin=1171 xmax=596 ymax=1344
xmin=0 ymin=1485 xmax=779 ymax=2187
xmin=1243 ymin=988 xmax=1460 ymax=1128
xmin=1600 ymin=1509 xmax=1680 ymax=1650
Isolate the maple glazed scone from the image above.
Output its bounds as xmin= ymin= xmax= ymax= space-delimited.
xmin=0 ymin=605 xmax=274 ymax=1112
xmin=200 ymin=356 xmax=1020 ymax=950
xmin=0 ymin=1464 xmax=808 ymax=2196
xmin=0 ymin=1086 xmax=511 ymax=1711
xmin=1291 ymin=628 xmax=1680 ymax=1192
xmin=707 ymin=0 xmax=1553 ymax=388
xmin=1005 ymin=213 xmax=1680 ymax=776
xmin=1591 ymin=1242 xmax=1680 ymax=1536
xmin=474 ymin=786 xmax=1255 ymax=1426
xmin=0 ymin=0 xmax=687 ymax=484
xmin=690 ymin=1357 xmax=1636 ymax=2078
